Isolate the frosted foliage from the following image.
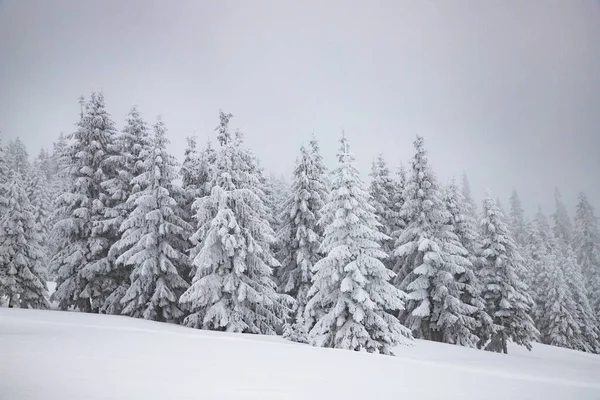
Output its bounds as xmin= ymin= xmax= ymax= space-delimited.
xmin=478 ymin=195 xmax=538 ymax=353
xmin=509 ymin=189 xmax=527 ymax=248
xmin=0 ymin=175 xmax=49 ymax=309
xmin=0 ymin=139 xmax=8 ymax=215
xmin=556 ymin=243 xmax=600 ymax=352
xmin=6 ymin=138 xmax=30 ymax=178
xmin=368 ymin=154 xmax=398 ymax=263
xmin=553 ymin=189 xmax=573 ymax=247
xmin=180 ymin=137 xmax=215 ymax=222
xmin=443 ymin=180 xmax=492 ymax=347
xmin=51 ymin=92 xmax=119 ymax=313
xmin=278 ymin=142 xmax=328 ymax=340
xmin=461 ymin=173 xmax=478 ymax=221
xmin=305 ymin=134 xmax=412 ymax=355
xmin=180 ymin=112 xmax=291 ymax=334
xmin=574 ymin=193 xmax=600 ymax=316
xmin=99 ymin=106 xmax=153 ymax=313
xmin=393 ymin=137 xmax=479 ymax=346
xmin=115 ymin=119 xmax=191 ymax=322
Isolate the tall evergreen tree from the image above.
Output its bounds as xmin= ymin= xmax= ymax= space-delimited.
xmin=369 ymin=154 xmax=397 ymax=263
xmin=574 ymin=193 xmax=600 ymax=316
xmin=508 ymin=189 xmax=527 ymax=248
xmin=393 ymin=137 xmax=478 ymax=346
xmin=461 ymin=172 xmax=478 ymax=221
xmin=0 ymin=173 xmax=49 ymax=309
xmin=478 ymin=195 xmax=538 ymax=353
xmin=52 ymin=92 xmax=119 ymax=313
xmin=114 ymin=118 xmax=191 ymax=322
xmin=0 ymin=138 xmax=9 ymax=218
xmin=278 ymin=143 xmax=328 ymax=342
xmin=553 ymin=188 xmax=574 ymax=246
xmin=305 ymin=134 xmax=412 ymax=354
xmin=99 ymin=106 xmax=153 ymax=313
xmin=179 ymin=111 xmax=291 ymax=334
xmin=443 ymin=179 xmax=492 ymax=346
xmin=6 ymin=138 xmax=30 ymax=179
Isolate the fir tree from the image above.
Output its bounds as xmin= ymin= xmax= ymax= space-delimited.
xmin=461 ymin=172 xmax=478 ymax=221
xmin=369 ymin=154 xmax=397 ymax=263
xmin=278 ymin=143 xmax=328 ymax=342
xmin=553 ymin=188 xmax=574 ymax=247
xmin=508 ymin=189 xmax=527 ymax=248
xmin=0 ymin=173 xmax=49 ymax=309
xmin=393 ymin=137 xmax=478 ymax=346
xmin=0 ymin=138 xmax=9 ymax=217
xmin=52 ymin=92 xmax=119 ymax=313
xmin=115 ymin=118 xmax=191 ymax=322
xmin=574 ymin=193 xmax=600 ymax=317
xmin=179 ymin=111 xmax=291 ymax=334
xmin=478 ymin=195 xmax=538 ymax=353
xmin=305 ymin=134 xmax=412 ymax=355
xmin=6 ymin=138 xmax=30 ymax=179
xmin=443 ymin=179 xmax=492 ymax=346
xmin=100 ymin=106 xmax=153 ymax=313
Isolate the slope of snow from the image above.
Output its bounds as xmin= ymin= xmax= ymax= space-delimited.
xmin=1 ymin=308 xmax=599 ymax=400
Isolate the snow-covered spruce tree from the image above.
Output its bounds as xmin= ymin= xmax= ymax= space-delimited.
xmin=390 ymin=163 xmax=408 ymax=234
xmin=0 ymin=173 xmax=49 ymax=309
xmin=552 ymin=191 xmax=599 ymax=352
xmin=553 ymin=188 xmax=574 ymax=246
xmin=508 ymin=189 xmax=527 ymax=248
xmin=304 ymin=134 xmax=412 ymax=355
xmin=393 ymin=136 xmax=479 ymax=346
xmin=0 ymin=138 xmax=9 ymax=217
xmin=461 ymin=172 xmax=478 ymax=222
xmin=51 ymin=92 xmax=119 ymax=313
xmin=574 ymin=193 xmax=600 ymax=317
xmin=369 ymin=154 xmax=397 ymax=264
xmin=478 ymin=195 xmax=538 ymax=353
xmin=113 ymin=118 xmax=192 ymax=322
xmin=541 ymin=247 xmax=581 ymax=350
xmin=99 ymin=106 xmax=153 ymax=314
xmin=278 ymin=144 xmax=328 ymax=343
xmin=557 ymin=242 xmax=600 ymax=352
xmin=522 ymin=221 xmax=551 ymax=332
xmin=443 ymin=179 xmax=492 ymax=346
xmin=6 ymin=138 xmax=30 ymax=179
xmin=27 ymin=160 xmax=53 ymax=269
xmin=179 ymin=111 xmax=291 ymax=334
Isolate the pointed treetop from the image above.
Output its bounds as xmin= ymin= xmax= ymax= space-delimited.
xmin=216 ymin=110 xmax=233 ymax=146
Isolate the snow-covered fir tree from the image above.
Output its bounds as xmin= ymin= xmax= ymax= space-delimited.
xmin=552 ymin=188 xmax=574 ymax=246
xmin=305 ymin=134 xmax=412 ymax=355
xmin=574 ymin=193 xmax=600 ymax=317
xmin=478 ymin=195 xmax=538 ymax=353
xmin=443 ymin=179 xmax=493 ymax=346
xmin=0 ymin=138 xmax=9 ymax=216
xmin=389 ymin=162 xmax=408 ymax=234
xmin=27 ymin=160 xmax=53 ymax=269
xmin=114 ymin=118 xmax=191 ymax=322
xmin=278 ymin=143 xmax=328 ymax=342
xmin=179 ymin=111 xmax=291 ymax=334
xmin=461 ymin=172 xmax=478 ymax=221
xmin=368 ymin=154 xmax=397 ymax=263
xmin=508 ymin=189 xmax=527 ymax=248
xmin=99 ymin=106 xmax=153 ymax=314
xmin=551 ymin=190 xmax=600 ymax=352
xmin=393 ymin=136 xmax=478 ymax=346
xmin=0 ymin=173 xmax=49 ymax=309
xmin=557 ymin=242 xmax=600 ymax=352
xmin=540 ymin=247 xmax=581 ymax=350
xmin=51 ymin=92 xmax=119 ymax=313
xmin=6 ymin=138 xmax=30 ymax=179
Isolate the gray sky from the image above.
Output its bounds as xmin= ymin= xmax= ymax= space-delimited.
xmin=1 ymin=0 xmax=599 ymax=217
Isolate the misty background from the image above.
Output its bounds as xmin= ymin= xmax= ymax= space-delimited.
xmin=1 ymin=0 xmax=599 ymax=215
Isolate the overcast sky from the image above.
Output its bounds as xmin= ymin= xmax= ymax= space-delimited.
xmin=1 ymin=0 xmax=599 ymax=217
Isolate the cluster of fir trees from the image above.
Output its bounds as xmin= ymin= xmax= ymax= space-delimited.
xmin=1 ymin=92 xmax=599 ymax=356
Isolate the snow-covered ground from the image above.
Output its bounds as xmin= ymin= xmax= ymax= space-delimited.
xmin=1 ymin=308 xmax=599 ymax=400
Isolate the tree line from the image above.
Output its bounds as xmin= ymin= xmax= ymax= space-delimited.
xmin=1 ymin=92 xmax=599 ymax=356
